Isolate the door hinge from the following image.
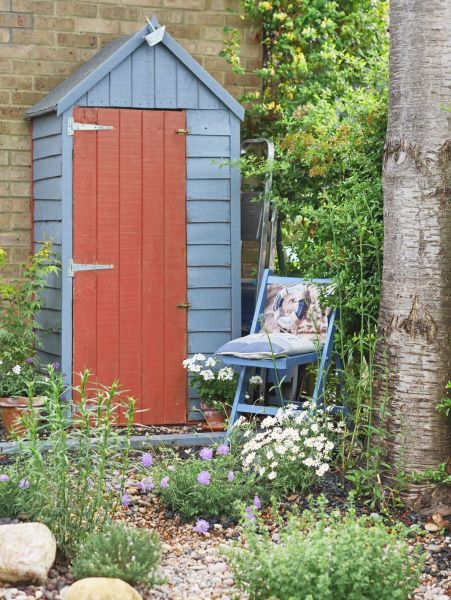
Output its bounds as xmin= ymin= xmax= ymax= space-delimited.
xmin=67 ymin=259 xmax=114 ymax=277
xmin=67 ymin=117 xmax=114 ymax=136
xmin=175 ymin=128 xmax=189 ymax=136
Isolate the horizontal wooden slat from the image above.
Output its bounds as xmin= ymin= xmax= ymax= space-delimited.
xmin=187 ymin=223 xmax=230 ymax=244
xmin=187 ymin=110 xmax=230 ymax=135
xmin=187 ymin=179 xmax=230 ymax=200
xmin=187 ymin=135 xmax=230 ymax=158
xmin=37 ymin=332 xmax=61 ymax=356
xmin=44 ymin=270 xmax=62 ymax=290
xmin=32 ymin=114 xmax=62 ymax=139
xmin=35 ymin=221 xmax=62 ymax=244
xmin=36 ymin=349 xmax=61 ymax=366
xmin=39 ymin=287 xmax=61 ymax=311
xmin=34 ymin=177 xmax=62 ymax=200
xmin=36 ymin=309 xmax=62 ymax=331
xmin=187 ymin=200 xmax=230 ymax=223
xmin=34 ymin=200 xmax=61 ymax=221
xmin=188 ymin=332 xmax=231 ymax=354
xmin=188 ymin=310 xmax=231 ymax=332
xmin=187 ymin=244 xmax=230 ymax=266
xmin=33 ymin=156 xmax=62 ymax=181
xmin=33 ymin=135 xmax=62 ymax=160
xmin=187 ymin=158 xmax=230 ymax=180
xmin=188 ymin=266 xmax=231 ymax=288
xmin=188 ymin=288 xmax=231 ymax=309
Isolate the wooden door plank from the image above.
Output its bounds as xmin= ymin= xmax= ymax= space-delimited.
xmin=163 ymin=111 xmax=187 ymax=423
xmin=96 ymin=108 xmax=121 ymax=414
xmin=142 ymin=111 xmax=165 ymax=424
xmin=73 ymin=107 xmax=98 ymax=387
xmin=119 ymin=109 xmax=143 ymax=423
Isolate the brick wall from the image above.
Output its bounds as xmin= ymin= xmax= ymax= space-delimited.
xmin=0 ymin=0 xmax=260 ymax=277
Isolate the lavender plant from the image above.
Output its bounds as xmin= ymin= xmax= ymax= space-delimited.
xmin=2 ymin=370 xmax=136 ymax=558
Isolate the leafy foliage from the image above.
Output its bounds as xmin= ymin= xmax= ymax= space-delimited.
xmin=225 ymin=498 xmax=424 ymax=600
xmin=72 ymin=523 xmax=162 ymax=587
xmin=0 ymin=242 xmax=59 ymax=371
xmin=1 ymin=370 xmax=136 ymax=558
xmin=142 ymin=445 xmax=258 ymax=520
xmin=222 ymin=0 xmax=390 ymax=504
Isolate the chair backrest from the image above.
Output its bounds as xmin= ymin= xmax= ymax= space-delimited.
xmin=251 ymin=270 xmax=335 ymax=343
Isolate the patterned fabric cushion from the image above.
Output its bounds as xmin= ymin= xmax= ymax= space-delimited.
xmin=216 ymin=332 xmax=322 ymax=359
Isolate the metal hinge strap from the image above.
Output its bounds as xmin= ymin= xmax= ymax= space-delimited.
xmin=67 ymin=117 xmax=114 ymax=136
xmin=67 ymin=259 xmax=114 ymax=278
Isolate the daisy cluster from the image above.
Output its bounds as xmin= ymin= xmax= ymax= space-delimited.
xmin=182 ymin=354 xmax=238 ymax=410
xmin=182 ymin=353 xmax=234 ymax=381
xmin=237 ymin=403 xmax=344 ymax=490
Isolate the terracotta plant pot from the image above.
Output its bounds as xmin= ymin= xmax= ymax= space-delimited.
xmin=200 ymin=401 xmax=227 ymax=432
xmin=0 ymin=397 xmax=45 ymax=439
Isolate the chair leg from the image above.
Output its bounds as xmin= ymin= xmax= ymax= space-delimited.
xmin=227 ymin=366 xmax=250 ymax=436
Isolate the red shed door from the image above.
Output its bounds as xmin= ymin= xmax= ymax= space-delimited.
xmin=72 ymin=107 xmax=187 ymax=424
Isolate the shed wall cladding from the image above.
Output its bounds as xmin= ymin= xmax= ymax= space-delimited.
xmin=31 ymin=26 xmax=243 ymax=421
xmin=32 ymin=113 xmax=63 ymax=367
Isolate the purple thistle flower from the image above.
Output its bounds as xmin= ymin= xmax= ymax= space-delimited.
xmin=26 ymin=357 xmax=34 ymax=364
xmin=160 ymin=476 xmax=170 ymax=489
xmin=245 ymin=506 xmax=256 ymax=522
xmin=227 ymin=471 xmax=235 ymax=482
xmin=18 ymin=479 xmax=29 ymax=490
xmin=216 ymin=443 xmax=230 ymax=456
xmin=196 ymin=471 xmax=211 ymax=485
xmin=199 ymin=447 xmax=213 ymax=460
xmin=51 ymin=362 xmax=60 ymax=370
xmin=141 ymin=452 xmax=153 ymax=468
xmin=0 ymin=474 xmax=9 ymax=482
xmin=194 ymin=518 xmax=210 ymax=535
xmin=121 ymin=493 xmax=131 ymax=507
xmin=139 ymin=477 xmax=154 ymax=493
xmin=253 ymin=495 xmax=262 ymax=510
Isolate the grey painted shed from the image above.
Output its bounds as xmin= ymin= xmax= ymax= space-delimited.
xmin=26 ymin=18 xmax=244 ymax=423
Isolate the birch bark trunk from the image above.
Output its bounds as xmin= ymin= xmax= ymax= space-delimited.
xmin=375 ymin=0 xmax=451 ymax=508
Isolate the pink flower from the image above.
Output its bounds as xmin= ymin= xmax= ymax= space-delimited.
xmin=196 ymin=471 xmax=211 ymax=485
xmin=199 ymin=447 xmax=213 ymax=460
xmin=194 ymin=519 xmax=210 ymax=535
xmin=216 ymin=444 xmax=230 ymax=456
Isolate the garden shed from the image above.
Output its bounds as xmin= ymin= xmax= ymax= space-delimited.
xmin=26 ymin=18 xmax=244 ymax=425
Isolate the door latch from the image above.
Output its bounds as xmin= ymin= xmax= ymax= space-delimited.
xmin=175 ymin=128 xmax=189 ymax=136
xmin=176 ymin=302 xmax=191 ymax=309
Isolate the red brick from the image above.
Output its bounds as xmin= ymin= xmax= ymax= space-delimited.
xmin=0 ymin=12 xmax=31 ymax=28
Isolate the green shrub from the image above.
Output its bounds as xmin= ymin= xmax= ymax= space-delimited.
xmin=72 ymin=523 xmax=161 ymax=587
xmin=143 ymin=445 xmax=259 ymax=520
xmin=225 ymin=500 xmax=423 ymax=600
xmin=3 ymin=370 xmax=136 ymax=558
xmin=0 ymin=242 xmax=59 ymax=370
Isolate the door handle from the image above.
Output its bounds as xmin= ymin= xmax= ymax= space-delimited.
xmin=176 ymin=302 xmax=191 ymax=309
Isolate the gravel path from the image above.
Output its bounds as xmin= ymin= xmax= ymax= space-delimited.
xmin=1 ymin=472 xmax=450 ymax=600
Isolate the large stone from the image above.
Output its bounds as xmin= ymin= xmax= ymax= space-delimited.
xmin=64 ymin=578 xmax=143 ymax=600
xmin=0 ymin=522 xmax=56 ymax=584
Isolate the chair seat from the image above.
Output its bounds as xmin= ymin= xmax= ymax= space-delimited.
xmin=216 ymin=332 xmax=324 ymax=360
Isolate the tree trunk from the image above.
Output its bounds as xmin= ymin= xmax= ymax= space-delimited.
xmin=375 ymin=0 xmax=451 ymax=508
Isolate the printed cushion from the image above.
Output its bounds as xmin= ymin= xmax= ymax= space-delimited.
xmin=216 ymin=332 xmax=323 ymax=359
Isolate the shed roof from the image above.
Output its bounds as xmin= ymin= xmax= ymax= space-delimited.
xmin=26 ymin=17 xmax=244 ymax=121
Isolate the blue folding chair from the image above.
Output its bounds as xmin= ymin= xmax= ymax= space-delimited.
xmin=216 ymin=270 xmax=346 ymax=435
